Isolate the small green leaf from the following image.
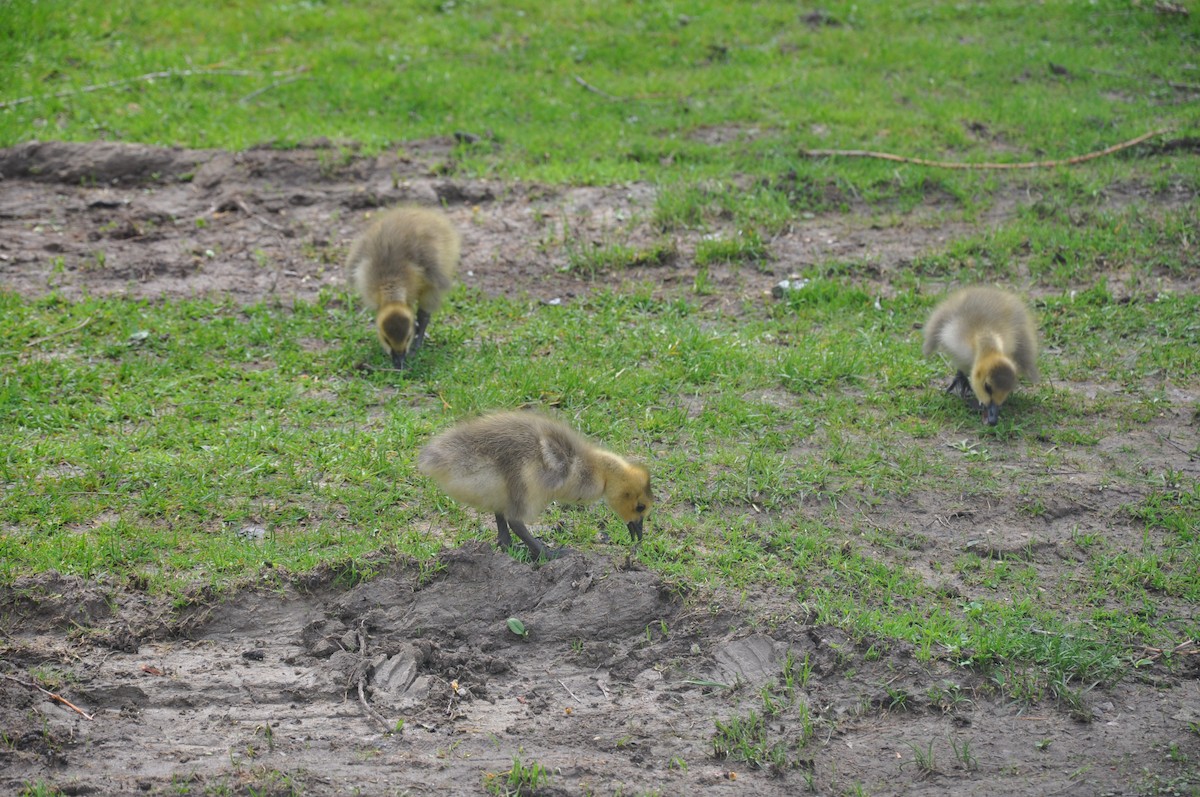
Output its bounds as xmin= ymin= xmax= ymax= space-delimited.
xmin=506 ymin=617 xmax=528 ymax=638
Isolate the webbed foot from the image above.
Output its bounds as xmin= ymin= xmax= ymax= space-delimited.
xmin=533 ymin=545 xmax=572 ymax=562
xmin=507 ymin=519 xmax=570 ymax=564
xmin=946 ymin=371 xmax=970 ymax=398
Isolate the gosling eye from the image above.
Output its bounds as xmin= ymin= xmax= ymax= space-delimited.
xmin=984 ymin=383 xmax=993 ymax=395
xmin=635 ymin=503 xmax=646 ymax=514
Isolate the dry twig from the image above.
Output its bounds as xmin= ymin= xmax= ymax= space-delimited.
xmin=25 ymin=317 xmax=94 ymax=348
xmin=238 ymin=70 xmax=310 ymax=104
xmin=1141 ymin=639 xmax=1199 ymax=662
xmin=354 ymin=623 xmax=392 ymax=732
xmin=1 ymin=67 xmax=308 ymax=110
xmin=1156 ymin=433 xmax=1198 ymax=460
xmin=559 ymin=679 xmax=583 ymax=703
xmin=803 ymin=128 xmax=1171 ymax=170
xmin=1 ymin=672 xmax=94 ymax=720
xmin=572 ymin=75 xmax=675 ymax=103
xmin=573 ymin=75 xmax=623 ymax=101
xmin=233 ymin=196 xmax=284 ymax=231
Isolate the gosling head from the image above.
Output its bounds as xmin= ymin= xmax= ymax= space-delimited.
xmin=970 ymin=352 xmax=1018 ymax=426
xmin=605 ymin=463 xmax=653 ymax=543
xmin=376 ymin=303 xmax=415 ymax=368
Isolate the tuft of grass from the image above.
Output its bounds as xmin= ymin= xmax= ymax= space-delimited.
xmin=782 ymin=649 xmax=813 ymax=695
xmin=19 ymin=782 xmax=62 ymax=797
xmin=902 ymin=738 xmax=939 ymax=779
xmin=483 ymin=755 xmax=553 ymax=797
xmin=950 ymin=737 xmax=978 ymax=771
xmin=694 ymin=229 xmax=768 ymax=268
xmin=712 ymin=710 xmax=792 ymax=772
xmin=562 ymin=237 xmax=675 ymax=277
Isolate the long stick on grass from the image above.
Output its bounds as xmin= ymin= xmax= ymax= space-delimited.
xmin=573 ymin=75 xmax=622 ymax=101
xmin=0 ymin=67 xmax=307 ymax=110
xmin=572 ymin=75 xmax=673 ymax=102
xmin=238 ymin=71 xmax=310 ymax=105
xmin=803 ymin=128 xmax=1171 ymax=170
xmin=25 ymin=316 xmax=93 ymax=348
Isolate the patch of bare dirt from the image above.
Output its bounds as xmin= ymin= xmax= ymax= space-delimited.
xmin=2 ymin=140 xmax=1193 ymax=312
xmin=2 ymin=545 xmax=1196 ymax=796
xmin=1 ymin=142 xmax=1198 ymax=795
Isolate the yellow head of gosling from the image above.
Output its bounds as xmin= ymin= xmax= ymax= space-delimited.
xmin=376 ymin=303 xmax=416 ymax=368
xmin=971 ymin=350 xmax=1018 ymax=426
xmin=605 ymin=462 xmax=653 ymax=542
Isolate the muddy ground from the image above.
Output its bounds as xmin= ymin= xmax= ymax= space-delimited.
xmin=1 ymin=140 xmax=1198 ymax=796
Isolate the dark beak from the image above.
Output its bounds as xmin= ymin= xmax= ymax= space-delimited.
xmin=985 ymin=403 xmax=1000 ymax=426
xmin=390 ymin=349 xmax=409 ymax=369
xmin=626 ymin=518 xmax=644 ymax=543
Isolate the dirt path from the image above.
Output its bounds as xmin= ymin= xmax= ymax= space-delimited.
xmin=0 ymin=138 xmax=1035 ymax=307
xmin=1 ymin=141 xmax=1197 ymax=796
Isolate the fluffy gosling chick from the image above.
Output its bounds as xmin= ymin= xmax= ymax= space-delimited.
xmin=418 ymin=411 xmax=653 ymax=562
xmin=348 ymin=206 xmax=460 ymax=367
xmin=923 ymin=286 xmax=1038 ymax=426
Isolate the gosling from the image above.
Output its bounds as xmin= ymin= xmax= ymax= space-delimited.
xmin=347 ymin=205 xmax=460 ymax=368
xmin=418 ymin=411 xmax=653 ymax=562
xmin=923 ymin=286 xmax=1038 ymax=426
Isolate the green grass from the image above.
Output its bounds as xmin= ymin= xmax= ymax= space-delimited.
xmin=562 ymin=236 xmax=676 ymax=277
xmin=1 ymin=0 xmax=1198 ymax=711
xmin=695 ymin=229 xmax=769 ymax=268
xmin=2 ymin=268 xmax=1197 ymax=695
xmin=2 ymin=0 xmax=1196 ymax=200
xmin=908 ymin=203 xmax=1200 ymax=290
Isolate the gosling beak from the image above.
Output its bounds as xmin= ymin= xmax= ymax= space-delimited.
xmin=390 ymin=349 xmax=409 ymax=369
xmin=626 ymin=518 xmax=644 ymax=544
xmin=985 ymin=403 xmax=1000 ymax=426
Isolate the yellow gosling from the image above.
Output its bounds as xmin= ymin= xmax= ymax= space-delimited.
xmin=923 ymin=286 xmax=1038 ymax=426
xmin=418 ymin=411 xmax=653 ymax=561
xmin=348 ymin=206 xmax=460 ymax=367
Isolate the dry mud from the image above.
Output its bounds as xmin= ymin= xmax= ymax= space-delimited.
xmin=1 ymin=141 xmax=1198 ymax=796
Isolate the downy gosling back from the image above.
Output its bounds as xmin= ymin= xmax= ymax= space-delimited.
xmin=418 ymin=411 xmax=653 ymax=562
xmin=923 ymin=286 xmax=1038 ymax=426
xmin=347 ymin=205 xmax=460 ymax=368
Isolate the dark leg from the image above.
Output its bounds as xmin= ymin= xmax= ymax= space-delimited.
xmin=946 ymin=370 xmax=971 ymax=398
xmin=495 ymin=513 xmax=513 ymax=550
xmin=508 ymin=519 xmax=567 ymax=562
xmin=410 ymin=309 xmax=432 ymax=353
